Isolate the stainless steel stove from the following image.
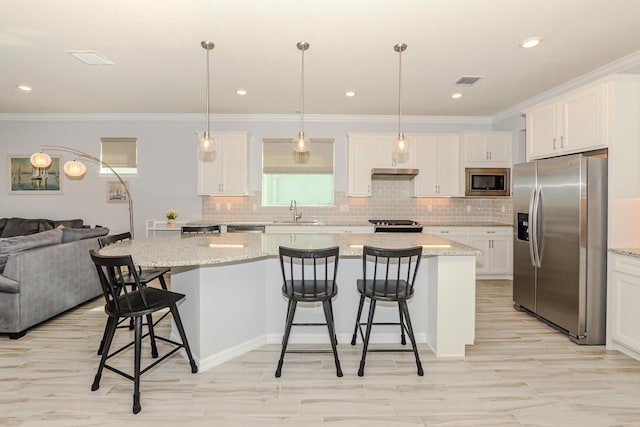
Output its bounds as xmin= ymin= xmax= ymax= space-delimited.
xmin=368 ymin=219 xmax=423 ymax=233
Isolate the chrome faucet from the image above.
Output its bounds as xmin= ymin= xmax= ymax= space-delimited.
xmin=290 ymin=199 xmax=302 ymax=222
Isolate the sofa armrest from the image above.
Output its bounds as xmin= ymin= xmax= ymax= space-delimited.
xmin=0 ymin=274 xmax=18 ymax=294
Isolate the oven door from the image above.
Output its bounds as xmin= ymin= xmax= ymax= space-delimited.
xmin=465 ymin=168 xmax=510 ymax=196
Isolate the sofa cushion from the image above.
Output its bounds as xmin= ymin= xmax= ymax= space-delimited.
xmin=62 ymin=227 xmax=109 ymax=243
xmin=0 ymin=218 xmax=54 ymax=238
xmin=0 ymin=229 xmax=63 ymax=273
xmin=0 ymin=218 xmax=6 ymax=236
xmin=52 ymin=219 xmax=84 ymax=229
xmin=0 ymin=274 xmax=19 ymax=294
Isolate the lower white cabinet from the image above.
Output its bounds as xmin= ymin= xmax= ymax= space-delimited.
xmin=608 ymin=252 xmax=640 ymax=360
xmin=424 ymin=226 xmax=513 ymax=277
xmin=264 ymin=225 xmax=374 ymax=234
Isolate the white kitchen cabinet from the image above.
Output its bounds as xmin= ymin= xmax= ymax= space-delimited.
xmin=467 ymin=228 xmax=512 ymax=276
xmin=608 ymin=252 xmax=640 ymax=361
xmin=347 ymin=133 xmax=375 ymax=197
xmin=525 ymin=83 xmax=606 ymax=161
xmin=412 ymin=134 xmax=459 ymax=197
xmin=197 ymin=132 xmax=249 ymax=195
xmin=459 ymin=131 xmax=512 ymax=167
xmin=423 ymin=226 xmax=468 ymax=244
xmin=373 ymin=134 xmax=417 ymax=168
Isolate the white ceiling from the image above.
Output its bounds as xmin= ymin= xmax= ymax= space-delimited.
xmin=2 ymin=0 xmax=640 ymax=117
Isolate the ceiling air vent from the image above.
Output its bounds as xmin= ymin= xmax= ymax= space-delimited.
xmin=455 ymin=76 xmax=483 ymax=86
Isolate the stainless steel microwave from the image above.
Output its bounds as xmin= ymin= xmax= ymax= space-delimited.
xmin=465 ymin=168 xmax=510 ymax=196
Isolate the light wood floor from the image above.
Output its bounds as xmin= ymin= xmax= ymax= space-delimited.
xmin=2 ymin=280 xmax=640 ymax=426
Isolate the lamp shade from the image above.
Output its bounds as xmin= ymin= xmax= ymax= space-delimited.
xmin=292 ymin=132 xmax=310 ymax=153
xmin=30 ymin=152 xmax=52 ymax=168
xmin=394 ymin=133 xmax=410 ymax=154
xmin=63 ymin=159 xmax=87 ymax=177
xmin=200 ymin=131 xmax=214 ymax=153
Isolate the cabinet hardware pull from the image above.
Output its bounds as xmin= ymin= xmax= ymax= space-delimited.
xmin=553 ymin=138 xmax=557 ymax=149
xmin=560 ymin=136 xmax=565 ymax=148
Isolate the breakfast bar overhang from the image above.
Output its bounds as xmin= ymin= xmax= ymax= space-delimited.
xmin=100 ymin=232 xmax=481 ymax=372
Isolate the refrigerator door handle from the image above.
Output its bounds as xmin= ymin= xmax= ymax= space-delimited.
xmin=527 ymin=188 xmax=537 ymax=267
xmin=531 ymin=186 xmax=542 ymax=268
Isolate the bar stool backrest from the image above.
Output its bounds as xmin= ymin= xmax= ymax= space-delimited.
xmin=362 ymin=245 xmax=423 ymax=298
xmin=90 ymin=249 xmax=148 ymax=314
xmin=98 ymin=231 xmax=132 ymax=249
xmin=279 ymin=246 xmax=339 ymax=299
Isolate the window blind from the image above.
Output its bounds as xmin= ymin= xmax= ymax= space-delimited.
xmin=262 ymin=138 xmax=334 ymax=173
xmin=100 ymin=137 xmax=137 ymax=168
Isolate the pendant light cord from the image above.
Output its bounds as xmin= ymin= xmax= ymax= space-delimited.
xmin=398 ymin=46 xmax=403 ymax=136
xmin=205 ymin=46 xmax=211 ymax=135
xmin=299 ymin=46 xmax=305 ymax=135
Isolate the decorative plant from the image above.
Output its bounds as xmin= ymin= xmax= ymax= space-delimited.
xmin=166 ymin=209 xmax=179 ymax=220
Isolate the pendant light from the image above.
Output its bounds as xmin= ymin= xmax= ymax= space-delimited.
xmin=393 ymin=43 xmax=409 ymax=155
xmin=293 ymin=41 xmax=310 ymax=153
xmin=199 ymin=40 xmax=215 ymax=154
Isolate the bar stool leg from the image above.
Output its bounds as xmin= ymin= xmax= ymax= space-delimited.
xmin=158 ymin=274 xmax=168 ymax=290
xmin=351 ymin=294 xmax=366 ymax=345
xmin=92 ymin=314 xmax=117 ymax=391
xmin=133 ymin=315 xmax=143 ymax=414
xmin=323 ymin=300 xmax=343 ymax=377
xmin=275 ymin=299 xmax=297 ymax=378
xmin=400 ymin=300 xmax=423 ymax=376
xmin=358 ymin=299 xmax=377 ymax=377
xmin=169 ymin=305 xmax=198 ymax=373
xmin=398 ymin=305 xmax=407 ymax=345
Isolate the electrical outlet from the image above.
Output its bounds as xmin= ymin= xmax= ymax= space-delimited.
xmin=339 ymin=204 xmax=349 ymax=212
xmin=427 ymin=205 xmax=432 ymax=213
xmin=226 ymin=203 xmax=231 ymax=211
xmin=215 ymin=203 xmax=220 ymax=211
xmin=501 ymin=205 xmax=506 ymax=213
xmin=466 ymin=205 xmax=472 ymax=213
xmin=252 ymin=204 xmax=257 ymax=211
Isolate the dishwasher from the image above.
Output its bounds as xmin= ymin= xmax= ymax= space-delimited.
xmin=225 ymin=224 xmax=265 ymax=233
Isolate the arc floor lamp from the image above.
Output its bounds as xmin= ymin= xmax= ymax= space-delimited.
xmin=30 ymin=145 xmax=135 ymax=238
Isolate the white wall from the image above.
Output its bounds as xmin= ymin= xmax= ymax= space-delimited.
xmin=0 ymin=114 xmax=492 ymax=235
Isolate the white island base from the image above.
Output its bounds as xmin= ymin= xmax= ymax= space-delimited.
xmin=170 ymin=254 xmax=476 ymax=372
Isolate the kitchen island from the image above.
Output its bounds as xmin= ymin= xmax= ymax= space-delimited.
xmin=100 ymin=232 xmax=481 ymax=372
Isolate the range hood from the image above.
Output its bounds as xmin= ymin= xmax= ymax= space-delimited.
xmin=371 ymin=168 xmax=419 ymax=179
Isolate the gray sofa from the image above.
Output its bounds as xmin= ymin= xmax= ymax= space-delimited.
xmin=0 ymin=218 xmax=109 ymax=338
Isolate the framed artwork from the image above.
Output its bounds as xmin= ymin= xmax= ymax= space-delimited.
xmin=107 ymin=180 xmax=129 ymax=203
xmin=9 ymin=155 xmax=63 ymax=194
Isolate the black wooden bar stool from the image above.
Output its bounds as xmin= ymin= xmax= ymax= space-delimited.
xmin=97 ymin=232 xmax=171 ymax=356
xmin=350 ymin=245 xmax=424 ymax=376
xmin=275 ymin=246 xmax=343 ymax=378
xmin=89 ymin=250 xmax=197 ymax=414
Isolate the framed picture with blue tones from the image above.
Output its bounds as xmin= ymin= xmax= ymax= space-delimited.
xmin=8 ymin=155 xmax=63 ymax=194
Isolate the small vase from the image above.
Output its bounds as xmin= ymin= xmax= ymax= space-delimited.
xmin=167 ymin=219 xmax=176 ymax=228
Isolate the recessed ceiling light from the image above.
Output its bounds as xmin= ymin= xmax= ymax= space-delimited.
xmin=345 ymin=90 xmax=356 ymax=97
xmin=66 ymin=50 xmax=114 ymax=65
xmin=519 ymin=37 xmax=542 ymax=49
xmin=17 ymin=85 xmax=33 ymax=92
xmin=236 ymin=89 xmax=247 ymax=96
xmin=451 ymin=93 xmax=463 ymax=99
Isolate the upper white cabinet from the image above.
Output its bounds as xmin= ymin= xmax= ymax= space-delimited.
xmin=525 ymin=83 xmax=606 ymax=161
xmin=347 ymin=132 xmax=418 ymax=197
xmin=197 ymin=132 xmax=249 ymax=195
xmin=347 ymin=133 xmax=375 ymax=196
xmin=459 ymin=131 xmax=512 ymax=167
xmin=412 ymin=134 xmax=460 ymax=197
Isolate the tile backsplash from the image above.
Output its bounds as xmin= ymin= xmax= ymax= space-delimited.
xmin=202 ymin=179 xmax=513 ymax=224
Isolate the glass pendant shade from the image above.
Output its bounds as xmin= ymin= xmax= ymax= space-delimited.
xmin=394 ymin=132 xmax=410 ymax=154
xmin=30 ymin=152 xmax=52 ymax=168
xmin=292 ymin=132 xmax=310 ymax=153
xmin=63 ymin=159 xmax=87 ymax=177
xmin=200 ymin=131 xmax=214 ymax=153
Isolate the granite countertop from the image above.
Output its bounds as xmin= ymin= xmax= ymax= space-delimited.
xmin=100 ymin=232 xmax=482 ymax=268
xmin=194 ymin=220 xmax=512 ymax=228
xmin=609 ymin=248 xmax=640 ymax=258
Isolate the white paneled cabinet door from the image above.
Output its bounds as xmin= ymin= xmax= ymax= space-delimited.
xmin=526 ymin=101 xmax=560 ymax=160
xmin=460 ymin=131 xmax=512 ymax=166
xmin=608 ymin=253 xmax=640 ymax=358
xmin=197 ymin=132 xmax=249 ymax=195
xmin=347 ymin=133 xmax=374 ymax=196
xmin=489 ymin=235 xmax=513 ymax=275
xmin=562 ymin=84 xmax=606 ymax=154
xmin=467 ymin=228 xmax=513 ymax=276
xmin=468 ymin=234 xmax=490 ymax=274
xmin=413 ymin=134 xmax=459 ymax=197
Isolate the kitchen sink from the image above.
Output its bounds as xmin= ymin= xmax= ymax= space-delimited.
xmin=271 ymin=220 xmax=322 ymax=225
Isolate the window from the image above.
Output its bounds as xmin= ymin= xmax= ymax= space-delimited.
xmin=100 ymin=137 xmax=137 ymax=174
xmin=262 ymin=138 xmax=334 ymax=206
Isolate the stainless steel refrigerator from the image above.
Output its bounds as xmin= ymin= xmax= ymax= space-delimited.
xmin=512 ymin=153 xmax=607 ymax=345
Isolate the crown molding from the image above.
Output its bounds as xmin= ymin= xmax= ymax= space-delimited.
xmin=492 ymin=50 xmax=640 ymax=123
xmin=0 ymin=112 xmax=491 ymax=125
